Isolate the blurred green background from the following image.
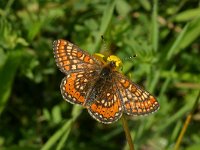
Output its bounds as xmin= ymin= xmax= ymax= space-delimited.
xmin=0 ymin=0 xmax=200 ymax=150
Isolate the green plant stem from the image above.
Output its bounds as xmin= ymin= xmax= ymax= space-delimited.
xmin=121 ymin=115 xmax=134 ymax=150
xmin=174 ymin=91 xmax=200 ymax=150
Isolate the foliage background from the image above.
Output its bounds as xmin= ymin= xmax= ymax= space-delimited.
xmin=0 ymin=0 xmax=200 ymax=150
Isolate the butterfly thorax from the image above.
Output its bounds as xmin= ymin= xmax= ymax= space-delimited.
xmin=84 ymin=62 xmax=116 ymax=107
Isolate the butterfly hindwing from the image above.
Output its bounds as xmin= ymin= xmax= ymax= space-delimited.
xmin=87 ymin=81 xmax=123 ymax=124
xmin=115 ymin=72 xmax=159 ymax=115
xmin=60 ymin=70 xmax=100 ymax=105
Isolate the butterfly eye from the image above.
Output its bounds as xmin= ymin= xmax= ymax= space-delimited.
xmin=107 ymin=55 xmax=123 ymax=69
xmin=109 ymin=61 xmax=116 ymax=68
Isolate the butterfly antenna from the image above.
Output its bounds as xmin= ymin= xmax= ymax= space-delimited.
xmin=122 ymin=54 xmax=137 ymax=61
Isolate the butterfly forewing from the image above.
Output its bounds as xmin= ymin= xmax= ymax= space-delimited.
xmin=53 ymin=39 xmax=101 ymax=74
xmin=53 ymin=39 xmax=102 ymax=105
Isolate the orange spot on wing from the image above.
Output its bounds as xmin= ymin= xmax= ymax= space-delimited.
xmin=141 ymin=103 xmax=145 ymax=109
xmin=62 ymin=56 xmax=68 ymax=60
xmin=129 ymin=102 xmax=135 ymax=108
xmin=131 ymin=86 xmax=136 ymax=91
xmin=58 ymin=45 xmax=64 ymax=49
xmin=79 ymin=96 xmax=85 ymax=103
xmin=135 ymin=102 xmax=141 ymax=108
xmin=91 ymin=100 xmax=120 ymax=118
xmin=125 ymin=103 xmax=130 ymax=109
xmin=150 ymin=96 xmax=156 ymax=104
xmin=56 ymin=49 xmax=65 ymax=53
xmin=62 ymin=60 xmax=70 ymax=65
xmin=59 ymin=53 xmax=67 ymax=57
xmin=123 ymin=80 xmax=130 ymax=88
xmin=64 ymin=73 xmax=85 ymax=103
xmin=144 ymin=101 xmax=149 ymax=108
xmin=84 ymin=55 xmax=90 ymax=63
xmin=64 ymin=66 xmax=70 ymax=70
xmin=77 ymin=51 xmax=83 ymax=57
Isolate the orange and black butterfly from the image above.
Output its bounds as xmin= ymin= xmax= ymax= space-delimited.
xmin=53 ymin=39 xmax=159 ymax=124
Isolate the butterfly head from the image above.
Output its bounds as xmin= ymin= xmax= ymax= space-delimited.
xmin=107 ymin=55 xmax=122 ymax=69
xmin=94 ymin=53 xmax=122 ymax=70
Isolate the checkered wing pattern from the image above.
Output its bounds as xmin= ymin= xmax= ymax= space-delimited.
xmin=53 ymin=39 xmax=102 ymax=105
xmin=60 ymin=70 xmax=100 ymax=105
xmin=115 ymin=72 xmax=159 ymax=115
xmin=53 ymin=39 xmax=102 ymax=74
xmin=88 ymin=81 xmax=123 ymax=124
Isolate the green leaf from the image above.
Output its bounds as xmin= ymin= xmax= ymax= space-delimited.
xmin=0 ymin=50 xmax=22 ymax=115
xmin=172 ymin=8 xmax=200 ymax=22
xmin=165 ymin=17 xmax=200 ymax=61
xmin=138 ymin=0 xmax=151 ymax=11
xmin=178 ymin=17 xmax=200 ymax=49
xmin=116 ymin=0 xmax=131 ymax=17
xmin=52 ymin=105 xmax=62 ymax=124
xmin=28 ymin=21 xmax=42 ymax=41
xmin=166 ymin=23 xmax=189 ymax=60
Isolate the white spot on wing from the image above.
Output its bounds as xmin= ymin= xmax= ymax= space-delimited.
xmin=72 ymin=65 xmax=76 ymax=69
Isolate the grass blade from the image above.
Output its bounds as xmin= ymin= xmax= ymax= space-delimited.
xmin=152 ymin=0 xmax=159 ymax=52
xmin=91 ymin=0 xmax=117 ymax=52
xmin=41 ymin=105 xmax=82 ymax=150
xmin=174 ymin=91 xmax=200 ymax=150
xmin=41 ymin=119 xmax=73 ymax=150
xmin=166 ymin=23 xmax=189 ymax=60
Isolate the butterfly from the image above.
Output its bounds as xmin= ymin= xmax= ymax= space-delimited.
xmin=53 ymin=39 xmax=159 ymax=124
